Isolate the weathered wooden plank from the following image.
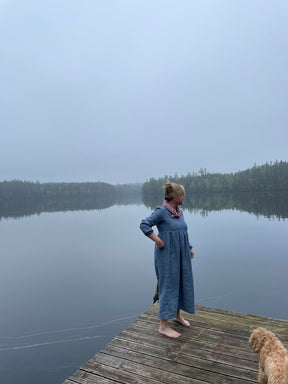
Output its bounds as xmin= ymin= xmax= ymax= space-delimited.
xmin=64 ymin=305 xmax=288 ymax=384
xmin=100 ymin=343 xmax=257 ymax=381
xmin=142 ymin=305 xmax=288 ymax=336
xmin=111 ymin=335 xmax=257 ymax=371
xmin=64 ymin=372 xmax=117 ymax=384
xmin=117 ymin=325 xmax=255 ymax=364
xmin=144 ymin=304 xmax=288 ymax=328
xmin=195 ymin=310 xmax=288 ymax=333
xmin=87 ymin=352 xmax=254 ymax=384
xmin=84 ymin=355 xmax=206 ymax=384
xmin=197 ymin=305 xmax=288 ymax=324
xmin=132 ymin=317 xmax=249 ymax=341
xmin=64 ymin=361 xmax=165 ymax=384
xmin=124 ymin=321 xmax=252 ymax=355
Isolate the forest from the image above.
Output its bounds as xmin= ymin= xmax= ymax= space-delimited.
xmin=142 ymin=161 xmax=288 ymax=200
xmin=0 ymin=161 xmax=287 ymax=220
xmin=0 ymin=181 xmax=142 ymax=219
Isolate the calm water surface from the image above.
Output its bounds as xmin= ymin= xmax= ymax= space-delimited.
xmin=0 ymin=204 xmax=287 ymax=383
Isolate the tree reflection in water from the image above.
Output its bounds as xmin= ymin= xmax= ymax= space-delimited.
xmin=0 ymin=191 xmax=287 ymax=221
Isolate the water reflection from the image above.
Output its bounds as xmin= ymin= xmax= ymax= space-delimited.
xmin=0 ymin=191 xmax=287 ymax=220
xmin=142 ymin=191 xmax=288 ymax=220
xmin=0 ymin=194 xmax=141 ymax=220
xmin=0 ymin=200 xmax=287 ymax=384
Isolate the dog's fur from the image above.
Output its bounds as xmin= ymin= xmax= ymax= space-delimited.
xmin=249 ymin=327 xmax=288 ymax=384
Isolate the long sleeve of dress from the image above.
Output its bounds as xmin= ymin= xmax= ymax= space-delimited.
xmin=139 ymin=207 xmax=163 ymax=237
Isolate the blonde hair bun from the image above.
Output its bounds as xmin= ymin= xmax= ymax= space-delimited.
xmin=162 ymin=181 xmax=185 ymax=202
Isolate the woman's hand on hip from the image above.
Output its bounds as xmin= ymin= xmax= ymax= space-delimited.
xmin=149 ymin=233 xmax=165 ymax=249
xmin=156 ymin=238 xmax=165 ymax=249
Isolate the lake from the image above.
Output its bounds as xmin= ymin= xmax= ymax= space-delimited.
xmin=0 ymin=197 xmax=287 ymax=383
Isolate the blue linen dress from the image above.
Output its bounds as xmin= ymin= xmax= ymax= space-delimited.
xmin=140 ymin=205 xmax=195 ymax=319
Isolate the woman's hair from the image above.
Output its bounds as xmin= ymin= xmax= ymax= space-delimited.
xmin=162 ymin=182 xmax=185 ymax=202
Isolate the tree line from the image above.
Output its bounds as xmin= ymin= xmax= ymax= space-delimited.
xmin=1 ymin=161 xmax=287 ymax=220
xmin=142 ymin=161 xmax=288 ymax=201
xmin=142 ymin=190 xmax=288 ymax=220
xmin=0 ymin=180 xmax=142 ymax=219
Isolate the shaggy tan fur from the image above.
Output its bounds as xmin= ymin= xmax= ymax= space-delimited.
xmin=249 ymin=327 xmax=288 ymax=384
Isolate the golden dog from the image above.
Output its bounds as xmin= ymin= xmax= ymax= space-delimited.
xmin=249 ymin=327 xmax=288 ymax=384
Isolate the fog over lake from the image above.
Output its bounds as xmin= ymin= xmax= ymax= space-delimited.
xmin=0 ymin=196 xmax=287 ymax=384
xmin=1 ymin=1 xmax=287 ymax=183
xmin=1 ymin=2 xmax=287 ymax=382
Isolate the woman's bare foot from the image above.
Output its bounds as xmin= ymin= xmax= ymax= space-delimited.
xmin=173 ymin=315 xmax=190 ymax=327
xmin=159 ymin=319 xmax=181 ymax=338
xmin=159 ymin=325 xmax=181 ymax=338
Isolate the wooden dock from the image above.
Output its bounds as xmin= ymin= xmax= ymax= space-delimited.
xmin=64 ymin=305 xmax=288 ymax=384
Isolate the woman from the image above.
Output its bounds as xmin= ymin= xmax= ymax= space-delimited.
xmin=140 ymin=182 xmax=195 ymax=338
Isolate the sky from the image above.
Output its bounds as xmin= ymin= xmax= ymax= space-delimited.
xmin=1 ymin=0 xmax=287 ymax=184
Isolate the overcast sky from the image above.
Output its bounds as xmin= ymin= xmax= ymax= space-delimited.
xmin=1 ymin=0 xmax=287 ymax=184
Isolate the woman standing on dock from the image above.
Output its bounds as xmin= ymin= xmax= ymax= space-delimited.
xmin=140 ymin=182 xmax=195 ymax=338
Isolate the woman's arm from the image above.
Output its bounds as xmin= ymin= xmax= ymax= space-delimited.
xmin=148 ymin=233 xmax=164 ymax=249
xmin=140 ymin=207 xmax=165 ymax=248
